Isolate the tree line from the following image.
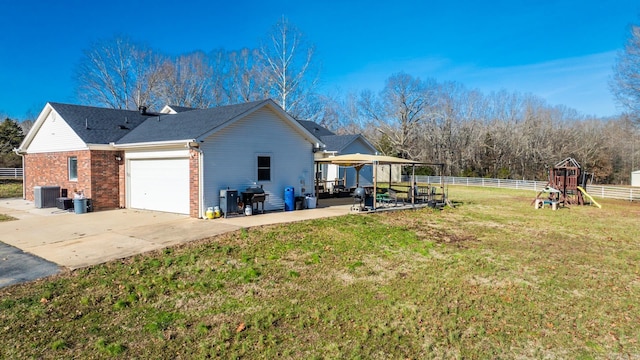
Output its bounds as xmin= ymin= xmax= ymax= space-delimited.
xmin=332 ymin=73 xmax=638 ymax=184
xmin=4 ymin=18 xmax=639 ymax=184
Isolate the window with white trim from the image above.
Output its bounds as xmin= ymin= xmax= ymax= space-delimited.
xmin=68 ymin=156 xmax=78 ymax=181
xmin=257 ymin=155 xmax=271 ymax=182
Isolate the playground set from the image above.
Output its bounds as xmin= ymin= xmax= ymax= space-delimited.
xmin=533 ymin=157 xmax=601 ymax=210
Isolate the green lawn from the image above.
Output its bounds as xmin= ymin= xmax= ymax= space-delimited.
xmin=0 ymin=179 xmax=22 ymax=199
xmin=0 ymin=180 xmax=21 ymax=221
xmin=1 ymin=186 xmax=638 ymax=359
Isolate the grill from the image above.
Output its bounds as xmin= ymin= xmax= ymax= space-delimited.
xmin=352 ymin=187 xmax=366 ymax=211
xmin=241 ymin=186 xmax=268 ymax=214
xmin=353 ymin=187 xmax=366 ymax=199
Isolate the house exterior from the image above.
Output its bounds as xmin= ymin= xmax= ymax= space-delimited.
xmin=17 ymin=100 xmax=322 ymax=218
xmin=632 ymin=170 xmax=640 ymax=187
xmin=297 ymin=121 xmax=377 ymax=190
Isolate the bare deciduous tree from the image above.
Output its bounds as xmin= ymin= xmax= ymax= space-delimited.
xmin=156 ymin=51 xmax=216 ymax=108
xmin=611 ymin=23 xmax=640 ymax=121
xmin=361 ymin=73 xmax=436 ymax=159
xmin=260 ymin=16 xmax=318 ymax=118
xmin=75 ymin=36 xmax=165 ymax=111
xmin=224 ymin=48 xmax=269 ymax=103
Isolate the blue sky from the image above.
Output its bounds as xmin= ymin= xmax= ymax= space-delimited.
xmin=1 ymin=0 xmax=638 ymax=120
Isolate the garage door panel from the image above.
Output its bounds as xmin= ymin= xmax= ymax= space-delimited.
xmin=129 ymin=158 xmax=190 ymax=214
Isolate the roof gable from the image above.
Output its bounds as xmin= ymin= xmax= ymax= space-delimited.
xmin=22 ymin=106 xmax=87 ymax=152
xmin=20 ymin=102 xmax=152 ymax=151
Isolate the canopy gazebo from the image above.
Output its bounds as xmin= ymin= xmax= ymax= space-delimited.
xmin=315 ymin=153 xmax=445 ymax=210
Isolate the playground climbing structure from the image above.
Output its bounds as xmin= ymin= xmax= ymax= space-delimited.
xmin=534 ymin=157 xmax=599 ymax=208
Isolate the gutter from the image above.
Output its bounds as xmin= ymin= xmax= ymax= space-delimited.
xmin=111 ymin=139 xmax=196 ymax=149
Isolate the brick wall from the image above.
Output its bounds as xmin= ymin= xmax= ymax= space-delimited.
xmin=189 ymin=149 xmax=200 ymax=218
xmin=24 ymin=150 xmax=91 ymax=201
xmin=89 ymin=150 xmax=123 ymax=210
xmin=24 ymin=150 xmax=122 ymax=211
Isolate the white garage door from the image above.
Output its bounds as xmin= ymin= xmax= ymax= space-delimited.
xmin=129 ymin=158 xmax=190 ymax=214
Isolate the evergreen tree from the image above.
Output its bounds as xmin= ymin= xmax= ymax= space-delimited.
xmin=0 ymin=118 xmax=25 ymax=167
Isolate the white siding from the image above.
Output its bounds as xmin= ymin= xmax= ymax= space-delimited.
xmin=201 ymin=108 xmax=314 ymax=212
xmin=27 ymin=110 xmax=87 ymax=153
xmin=632 ymin=170 xmax=640 ymax=187
xmin=339 ymin=139 xmax=375 ymax=188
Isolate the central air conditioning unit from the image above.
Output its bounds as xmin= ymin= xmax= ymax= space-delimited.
xmin=34 ymin=186 xmax=60 ymax=208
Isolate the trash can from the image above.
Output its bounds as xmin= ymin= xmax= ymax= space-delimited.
xmin=305 ymin=195 xmax=317 ymax=209
xmin=73 ymin=198 xmax=87 ymax=214
xmin=284 ymin=186 xmax=295 ymax=211
xmin=295 ymin=196 xmax=306 ymax=210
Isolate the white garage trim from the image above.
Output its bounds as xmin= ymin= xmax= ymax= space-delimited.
xmin=127 ymin=157 xmax=190 ymax=214
xmin=126 ymin=149 xmax=190 ymax=159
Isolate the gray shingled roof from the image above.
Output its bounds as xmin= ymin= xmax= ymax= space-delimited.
xmin=117 ymin=100 xmax=269 ymax=144
xmin=50 ymin=102 xmax=153 ymax=144
xmin=297 ymin=120 xmax=335 ymax=137
xmin=296 ymin=120 xmax=372 ymax=152
xmin=48 ymin=100 xmax=317 ymax=147
xmin=319 ymin=134 xmax=360 ymax=152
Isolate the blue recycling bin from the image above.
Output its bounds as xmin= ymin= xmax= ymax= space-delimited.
xmin=73 ymin=198 xmax=87 ymax=214
xmin=284 ymin=186 xmax=295 ymax=211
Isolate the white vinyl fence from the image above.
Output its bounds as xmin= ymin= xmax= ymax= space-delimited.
xmin=0 ymin=168 xmax=23 ymax=178
xmin=407 ymin=176 xmax=640 ymax=202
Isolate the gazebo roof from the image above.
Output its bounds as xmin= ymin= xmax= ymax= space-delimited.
xmin=316 ymin=153 xmax=421 ymax=167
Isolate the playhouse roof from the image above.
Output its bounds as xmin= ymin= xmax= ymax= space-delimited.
xmin=555 ymin=157 xmax=581 ymax=169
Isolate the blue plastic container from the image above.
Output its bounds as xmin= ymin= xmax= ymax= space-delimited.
xmin=284 ymin=186 xmax=295 ymax=211
xmin=73 ymin=198 xmax=87 ymax=214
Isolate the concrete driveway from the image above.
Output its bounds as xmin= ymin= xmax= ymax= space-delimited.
xmin=0 ymin=198 xmax=352 ymax=280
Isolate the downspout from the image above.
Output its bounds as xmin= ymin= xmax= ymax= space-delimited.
xmin=13 ymin=148 xmax=25 ymax=199
xmin=199 ymin=150 xmax=204 ymax=218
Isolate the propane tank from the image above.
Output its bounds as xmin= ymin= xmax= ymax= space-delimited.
xmin=244 ymin=205 xmax=253 ymax=216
